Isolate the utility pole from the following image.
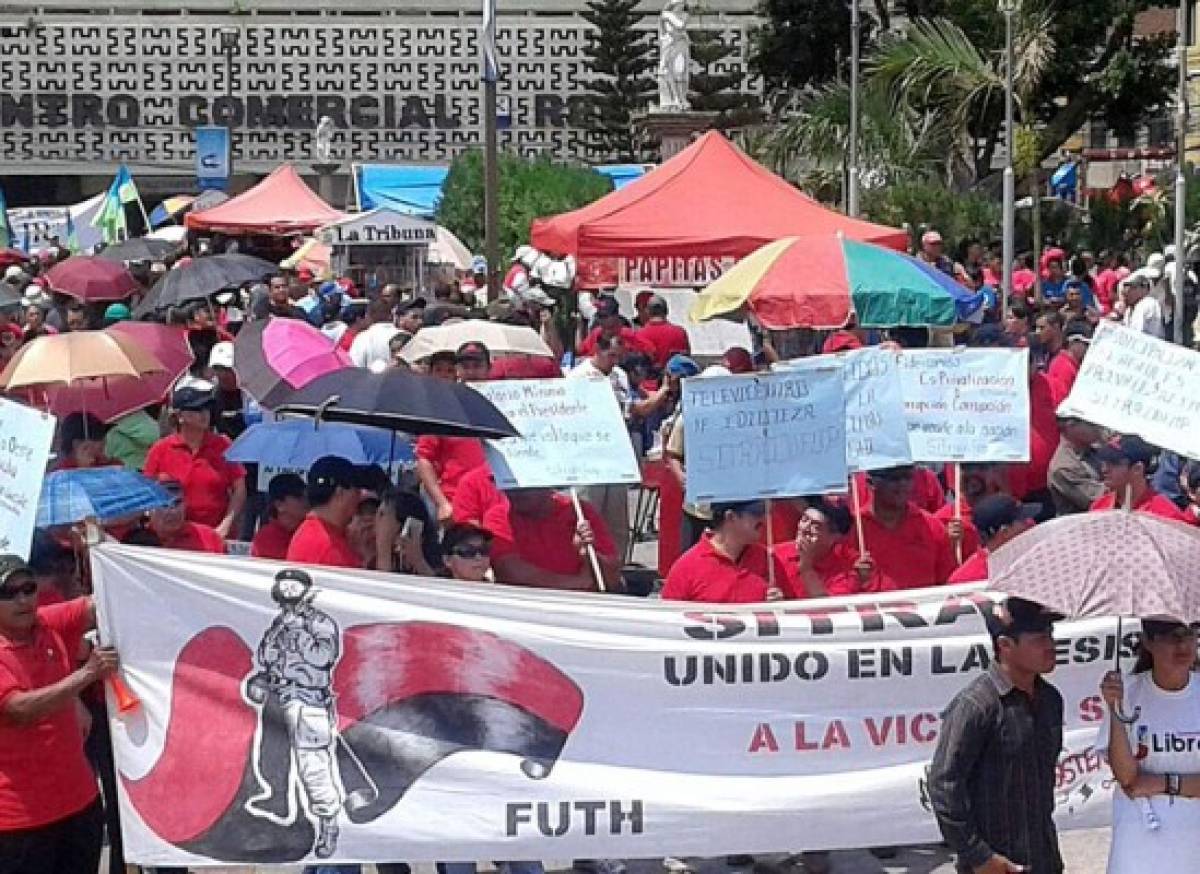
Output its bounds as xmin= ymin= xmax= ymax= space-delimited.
xmin=218 ymin=26 xmax=239 ymax=184
xmin=847 ymin=0 xmax=861 ymax=217
xmin=1173 ymin=0 xmax=1189 ymax=344
xmin=1000 ymin=0 xmax=1016 ymax=320
xmin=482 ymin=0 xmax=501 ymax=301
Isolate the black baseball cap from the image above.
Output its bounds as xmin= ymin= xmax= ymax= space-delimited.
xmin=308 ymin=455 xmax=370 ymax=490
xmin=1096 ymin=435 xmax=1157 ymax=467
xmin=985 ymin=596 xmax=1064 ymax=640
xmin=395 ymin=297 xmax=427 ymax=315
xmin=171 ymin=383 xmax=215 ymax=411
xmin=594 ymin=296 xmax=621 ymax=319
xmin=1064 ymin=321 xmax=1094 ymax=344
xmin=972 ymin=494 xmax=1040 ymax=541
xmin=0 ymin=554 xmax=32 ymax=587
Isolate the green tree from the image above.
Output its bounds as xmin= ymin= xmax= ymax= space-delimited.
xmin=750 ymin=0 xmax=876 ymax=93
xmin=436 ymin=150 xmax=613 ymax=257
xmin=861 ymin=180 xmax=1000 ymax=254
xmin=580 ymin=0 xmax=656 ymax=161
xmin=688 ymin=18 xmax=760 ymax=125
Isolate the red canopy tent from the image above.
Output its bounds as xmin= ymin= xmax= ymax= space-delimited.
xmin=185 ymin=165 xmax=344 ymax=235
xmin=531 ymin=132 xmax=908 ymax=259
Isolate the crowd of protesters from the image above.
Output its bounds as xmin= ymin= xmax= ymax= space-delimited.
xmin=2 ymin=228 xmax=1200 ymax=874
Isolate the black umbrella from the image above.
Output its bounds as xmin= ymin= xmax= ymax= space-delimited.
xmin=97 ymin=237 xmax=179 ymax=263
xmin=273 ymin=368 xmax=519 ymax=439
xmin=133 ymin=254 xmax=277 ymax=316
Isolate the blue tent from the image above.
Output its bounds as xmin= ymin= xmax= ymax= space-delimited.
xmin=356 ymin=165 xmax=449 ymax=216
xmin=595 ymin=164 xmax=650 ymax=190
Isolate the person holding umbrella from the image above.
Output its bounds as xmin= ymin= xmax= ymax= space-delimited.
xmin=143 ymin=382 xmax=247 ymax=538
xmin=1098 ymin=618 xmax=1200 ymax=873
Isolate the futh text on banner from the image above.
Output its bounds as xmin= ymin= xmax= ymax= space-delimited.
xmin=0 ymin=398 xmax=56 ymax=559
xmin=91 ymin=545 xmax=1118 ymax=866
xmin=681 ymin=363 xmax=848 ymax=503
xmin=1058 ymin=320 xmax=1200 ymax=459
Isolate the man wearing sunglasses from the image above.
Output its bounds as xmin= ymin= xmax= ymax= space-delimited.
xmin=0 ymin=554 xmax=119 ymax=874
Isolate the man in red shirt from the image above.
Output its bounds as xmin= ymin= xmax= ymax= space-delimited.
xmin=486 ymin=488 xmax=622 ymax=591
xmin=947 ymin=494 xmax=1039 ymax=583
xmin=135 ymin=480 xmax=227 ymax=553
xmin=1045 ymin=320 xmax=1091 ymax=406
xmin=251 ymin=473 xmax=309 ymax=560
xmin=578 ymin=296 xmax=652 ymax=358
xmin=0 ymin=554 xmax=118 ymax=873
xmin=633 ymin=295 xmax=690 ymax=371
xmin=772 ymin=499 xmax=864 ymax=598
xmin=143 ymin=383 xmax=246 ymax=537
xmin=663 ymin=500 xmax=792 ymax=602
xmin=846 ymin=466 xmax=958 ymax=591
xmin=451 ymin=465 xmax=504 ymax=527
xmin=287 ymin=456 xmax=388 ymax=569
xmin=1089 ymin=436 xmax=1192 ymax=522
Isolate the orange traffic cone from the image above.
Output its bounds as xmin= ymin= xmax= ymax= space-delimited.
xmin=108 ymin=674 xmax=141 ymax=714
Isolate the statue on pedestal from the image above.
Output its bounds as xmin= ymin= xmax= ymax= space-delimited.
xmin=656 ymin=0 xmax=691 ymax=113
xmin=314 ymin=116 xmax=335 ymax=164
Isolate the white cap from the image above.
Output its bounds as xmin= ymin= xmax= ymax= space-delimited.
xmin=209 ymin=341 xmax=235 ymax=369
xmin=4 ymin=265 xmax=24 ymax=280
xmin=1165 ymin=244 xmax=1177 ymax=261
xmin=1145 ymin=252 xmax=1166 ymax=279
xmin=700 ymin=364 xmax=732 ymax=378
xmin=513 ymin=245 xmax=533 ymax=264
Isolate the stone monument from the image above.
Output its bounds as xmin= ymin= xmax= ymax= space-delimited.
xmin=635 ymin=1 xmax=717 ymax=159
xmin=311 ymin=116 xmax=341 ymax=205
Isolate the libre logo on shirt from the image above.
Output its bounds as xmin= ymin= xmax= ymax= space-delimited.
xmin=118 ymin=568 xmax=585 ymax=863
xmin=1145 ymin=730 xmax=1200 ymax=755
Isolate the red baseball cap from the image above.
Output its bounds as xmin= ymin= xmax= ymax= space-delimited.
xmin=822 ymin=331 xmax=863 ymax=354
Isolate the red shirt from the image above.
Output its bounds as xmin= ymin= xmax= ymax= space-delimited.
xmin=1046 ymin=351 xmax=1080 ymax=406
xmin=849 ymin=503 xmax=957 ymax=589
xmin=286 ymin=514 xmax=363 ymax=568
xmin=251 ymin=519 xmax=296 ymax=560
xmin=488 ymin=493 xmax=616 ymax=577
xmin=53 ymin=456 xmax=117 ymax=471
xmin=772 ymin=540 xmax=855 ymax=599
xmin=1089 ymin=489 xmax=1192 ymax=523
xmin=143 ymin=431 xmax=245 ymax=528
xmin=415 ymin=436 xmax=487 ymax=503
xmin=948 ymin=547 xmax=990 ymax=583
xmin=489 ymin=355 xmax=563 ymax=380
xmin=1009 ymin=373 xmax=1057 ymax=498
xmin=0 ymin=598 xmax=98 ymax=830
xmin=634 ymin=320 xmax=690 ymax=369
xmin=452 ymin=465 xmax=504 ymax=526
xmin=578 ymin=326 xmax=652 ymax=358
xmin=162 ymin=521 xmax=226 ymax=554
xmin=663 ymin=532 xmax=790 ymax=603
xmin=852 ymin=467 xmax=947 ymax=514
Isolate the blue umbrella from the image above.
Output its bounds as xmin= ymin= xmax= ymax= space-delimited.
xmin=225 ymin=420 xmax=414 ymax=469
xmin=37 ymin=468 xmax=173 ymax=528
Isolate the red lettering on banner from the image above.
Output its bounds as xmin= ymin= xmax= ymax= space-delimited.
xmin=794 ymin=720 xmax=850 ymax=751
xmin=865 ymin=716 xmax=894 ymax=747
xmin=911 ymin=712 xmax=939 ymax=743
xmin=748 ymin=723 xmax=779 ymax=753
xmin=1079 ymin=695 xmax=1105 ymax=723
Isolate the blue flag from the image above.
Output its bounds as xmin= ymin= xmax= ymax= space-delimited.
xmin=0 ymin=186 xmax=13 ymax=250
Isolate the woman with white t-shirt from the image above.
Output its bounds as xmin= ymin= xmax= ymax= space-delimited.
xmin=1098 ymin=618 xmax=1200 ymax=873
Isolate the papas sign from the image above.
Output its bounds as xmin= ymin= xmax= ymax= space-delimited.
xmin=618 ymin=256 xmax=736 ymax=288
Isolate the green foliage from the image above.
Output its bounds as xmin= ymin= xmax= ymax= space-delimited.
xmin=688 ymin=23 xmax=761 ymax=125
xmin=861 ymin=179 xmax=1000 ymax=253
xmin=580 ymin=0 xmax=656 ymax=161
xmin=750 ymin=0 xmax=874 ymax=93
xmin=436 ymin=150 xmax=613 ymax=256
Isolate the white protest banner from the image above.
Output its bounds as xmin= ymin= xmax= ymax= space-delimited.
xmin=682 ymin=364 xmax=847 ymax=504
xmin=613 ymin=287 xmax=753 ymax=358
xmin=1058 ymin=321 xmax=1200 ymax=458
xmin=777 ymin=347 xmax=911 ymax=472
xmin=897 ymin=348 xmax=1030 ymax=463
xmin=474 ymin=378 xmax=640 ymax=488
xmin=93 ymin=545 xmax=1117 ymax=866
xmin=0 ymin=398 xmax=55 ymax=558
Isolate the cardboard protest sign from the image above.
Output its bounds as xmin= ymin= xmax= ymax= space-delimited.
xmin=897 ymin=348 xmax=1030 ymax=463
xmin=613 ymin=287 xmax=753 ymax=358
xmin=682 ymin=362 xmax=847 ymax=503
xmin=0 ymin=398 xmax=56 ymax=558
xmin=779 ymin=346 xmax=911 ymax=472
xmin=474 ymin=378 xmax=640 ymax=488
xmin=1058 ymin=321 xmax=1200 ymax=459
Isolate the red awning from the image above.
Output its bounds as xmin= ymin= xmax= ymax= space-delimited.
xmin=531 ymin=132 xmax=908 ymax=258
xmin=185 ymin=165 xmax=344 ymax=236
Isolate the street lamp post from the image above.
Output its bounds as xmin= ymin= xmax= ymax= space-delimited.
xmin=1000 ymin=0 xmax=1016 ymax=321
xmin=1173 ymin=0 xmax=1189 ymax=345
xmin=218 ymin=26 xmax=239 ymax=183
xmin=847 ymin=0 xmax=861 ymax=217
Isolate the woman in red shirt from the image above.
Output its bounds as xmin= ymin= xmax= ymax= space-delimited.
xmin=143 ymin=383 xmax=246 ymax=538
xmin=250 ymin=473 xmax=308 ymax=560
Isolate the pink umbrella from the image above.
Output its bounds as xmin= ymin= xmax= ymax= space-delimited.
xmin=45 ymin=256 xmax=142 ymax=303
xmin=232 ymin=316 xmax=352 ymax=408
xmin=47 ymin=322 xmax=194 ymax=422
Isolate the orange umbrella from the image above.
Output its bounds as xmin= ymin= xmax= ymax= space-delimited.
xmin=0 ymin=330 xmax=165 ymax=391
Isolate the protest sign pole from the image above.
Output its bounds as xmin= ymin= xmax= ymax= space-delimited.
xmin=953 ymin=464 xmax=963 ymax=566
xmin=569 ymin=487 xmax=608 ymax=593
xmin=765 ymin=499 xmax=780 ymax=599
xmin=849 ymin=475 xmax=867 ymax=555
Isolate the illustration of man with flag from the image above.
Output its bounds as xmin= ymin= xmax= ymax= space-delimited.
xmin=244 ymin=568 xmax=346 ymax=859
